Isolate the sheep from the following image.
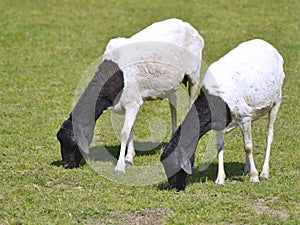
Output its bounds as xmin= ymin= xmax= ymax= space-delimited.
xmin=160 ymin=39 xmax=285 ymax=190
xmin=57 ymin=18 xmax=204 ymax=176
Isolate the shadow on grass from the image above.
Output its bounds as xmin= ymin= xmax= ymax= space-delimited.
xmin=189 ymin=161 xmax=245 ymax=184
xmin=51 ymin=141 xmax=167 ymax=167
xmin=86 ymin=141 xmax=167 ymax=162
xmin=50 ymin=159 xmax=87 ymax=168
xmin=51 ymin=143 xmax=246 ymax=189
xmin=50 ymin=160 xmax=64 ymax=167
xmin=158 ymin=161 xmax=245 ymax=190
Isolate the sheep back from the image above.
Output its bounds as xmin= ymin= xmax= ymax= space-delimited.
xmin=202 ymin=39 xmax=285 ymax=122
xmin=103 ymin=18 xmax=204 ymax=106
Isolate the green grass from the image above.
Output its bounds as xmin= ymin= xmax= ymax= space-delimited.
xmin=1 ymin=0 xmax=299 ymax=224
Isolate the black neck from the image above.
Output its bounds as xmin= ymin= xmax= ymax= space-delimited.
xmin=161 ymin=87 xmax=231 ymax=164
xmin=192 ymin=87 xmax=214 ymax=137
xmin=69 ymin=60 xmax=124 ymax=123
xmin=94 ymin=60 xmax=124 ymax=121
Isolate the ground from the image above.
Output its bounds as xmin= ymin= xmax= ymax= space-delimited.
xmin=0 ymin=0 xmax=299 ymax=224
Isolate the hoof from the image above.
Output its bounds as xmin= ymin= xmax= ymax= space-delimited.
xmin=244 ymin=169 xmax=250 ymax=175
xmin=114 ymin=163 xmax=126 ymax=176
xmin=125 ymin=158 xmax=133 ymax=165
xmin=260 ymin=171 xmax=269 ymax=181
xmin=260 ymin=175 xmax=269 ymax=181
xmin=250 ymin=176 xmax=260 ymax=184
xmin=114 ymin=169 xmax=126 ymax=177
xmin=215 ymin=178 xmax=225 ymax=186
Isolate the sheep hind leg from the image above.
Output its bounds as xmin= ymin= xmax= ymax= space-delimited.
xmin=244 ymin=154 xmax=250 ymax=175
xmin=260 ymin=102 xmax=281 ymax=180
xmin=241 ymin=119 xmax=259 ymax=184
xmin=125 ymin=131 xmax=135 ymax=165
xmin=215 ymin=132 xmax=226 ymax=185
xmin=168 ymin=93 xmax=177 ymax=134
xmin=188 ymin=79 xmax=198 ymax=107
xmin=115 ymin=104 xmax=140 ymax=176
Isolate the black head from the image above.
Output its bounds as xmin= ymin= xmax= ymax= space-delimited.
xmin=167 ymin=169 xmax=188 ymax=191
xmin=56 ymin=60 xmax=124 ymax=169
xmin=161 ymin=149 xmax=194 ymax=191
xmin=57 ymin=118 xmax=83 ymax=169
xmin=161 ymin=87 xmax=232 ymax=191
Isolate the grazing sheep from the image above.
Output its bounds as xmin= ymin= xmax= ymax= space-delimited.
xmin=160 ymin=39 xmax=285 ymax=190
xmin=57 ymin=18 xmax=204 ymax=176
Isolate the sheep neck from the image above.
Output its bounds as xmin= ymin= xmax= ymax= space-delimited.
xmin=161 ymin=87 xmax=231 ymax=166
xmin=68 ymin=59 xmax=124 ymax=128
xmin=93 ymin=60 xmax=125 ymax=121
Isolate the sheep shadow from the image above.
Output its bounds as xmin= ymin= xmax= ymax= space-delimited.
xmin=51 ymin=141 xmax=167 ymax=167
xmin=51 ymin=160 xmax=64 ymax=167
xmin=189 ymin=161 xmax=246 ymax=184
xmin=158 ymin=161 xmax=245 ymax=190
xmin=87 ymin=141 xmax=167 ymax=162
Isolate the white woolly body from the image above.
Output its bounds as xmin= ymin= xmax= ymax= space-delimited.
xmin=102 ymin=18 xmax=204 ymax=176
xmin=202 ymin=39 xmax=285 ymax=126
xmin=201 ymin=39 xmax=285 ymax=186
xmin=103 ymin=18 xmax=204 ymax=113
xmin=160 ymin=39 xmax=284 ymax=188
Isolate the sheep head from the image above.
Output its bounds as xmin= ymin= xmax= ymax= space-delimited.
xmin=57 ymin=118 xmax=84 ymax=168
xmin=56 ymin=59 xmax=124 ymax=169
xmin=161 ymin=88 xmax=232 ymax=190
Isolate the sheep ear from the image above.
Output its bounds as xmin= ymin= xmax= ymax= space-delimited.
xmin=181 ymin=160 xmax=192 ymax=175
xmin=75 ymin=126 xmax=92 ymax=154
xmin=72 ymin=104 xmax=97 ymax=155
xmin=71 ymin=69 xmax=100 ymax=155
xmin=71 ymin=59 xmax=121 ymax=155
xmin=72 ymin=114 xmax=96 ymax=155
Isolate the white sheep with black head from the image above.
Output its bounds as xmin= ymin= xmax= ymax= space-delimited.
xmin=161 ymin=39 xmax=285 ymax=190
xmin=57 ymin=18 xmax=204 ymax=176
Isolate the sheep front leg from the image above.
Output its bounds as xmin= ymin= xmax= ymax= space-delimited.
xmin=260 ymin=102 xmax=281 ymax=180
xmin=115 ymin=104 xmax=140 ymax=176
xmin=125 ymin=130 xmax=135 ymax=165
xmin=241 ymin=119 xmax=259 ymax=184
xmin=215 ymin=132 xmax=226 ymax=185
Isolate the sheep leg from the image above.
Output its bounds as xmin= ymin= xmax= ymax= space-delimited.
xmin=115 ymin=104 xmax=140 ymax=176
xmin=188 ymin=80 xmax=198 ymax=107
xmin=215 ymin=132 xmax=226 ymax=185
xmin=260 ymin=102 xmax=281 ymax=180
xmin=168 ymin=93 xmax=177 ymax=134
xmin=244 ymin=154 xmax=250 ymax=175
xmin=241 ymin=119 xmax=259 ymax=184
xmin=125 ymin=130 xmax=135 ymax=165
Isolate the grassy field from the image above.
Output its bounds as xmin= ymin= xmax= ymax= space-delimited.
xmin=1 ymin=0 xmax=299 ymax=224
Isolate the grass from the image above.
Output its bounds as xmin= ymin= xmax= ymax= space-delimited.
xmin=0 ymin=0 xmax=299 ymax=224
